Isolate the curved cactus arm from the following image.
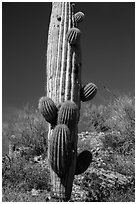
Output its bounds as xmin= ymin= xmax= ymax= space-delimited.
xmin=38 ymin=96 xmax=58 ymax=125
xmin=67 ymin=27 xmax=81 ymax=46
xmin=75 ymin=150 xmax=92 ymax=175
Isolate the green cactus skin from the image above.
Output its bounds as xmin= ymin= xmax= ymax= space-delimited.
xmin=75 ymin=150 xmax=92 ymax=175
xmin=57 ymin=100 xmax=78 ymax=128
xmin=80 ymin=82 xmax=98 ymax=102
xmin=74 ymin=11 xmax=85 ymax=24
xmin=38 ymin=96 xmax=58 ymax=124
xmin=67 ymin=27 xmax=81 ymax=45
xmin=49 ymin=124 xmax=73 ymax=178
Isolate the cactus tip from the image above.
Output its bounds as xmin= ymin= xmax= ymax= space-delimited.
xmin=74 ymin=11 xmax=85 ymax=23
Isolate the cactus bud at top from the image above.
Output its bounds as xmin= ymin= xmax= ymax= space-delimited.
xmin=74 ymin=11 xmax=85 ymax=24
xmin=80 ymin=82 xmax=97 ymax=102
xmin=75 ymin=150 xmax=92 ymax=175
xmin=58 ymin=100 xmax=78 ymax=128
xmin=38 ymin=96 xmax=58 ymax=124
xmin=67 ymin=27 xmax=81 ymax=45
xmin=49 ymin=124 xmax=73 ymax=178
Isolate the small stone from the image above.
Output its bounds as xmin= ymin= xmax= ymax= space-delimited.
xmin=31 ymin=189 xmax=39 ymax=196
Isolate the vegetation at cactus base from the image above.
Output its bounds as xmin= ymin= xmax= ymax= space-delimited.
xmin=2 ymin=94 xmax=135 ymax=202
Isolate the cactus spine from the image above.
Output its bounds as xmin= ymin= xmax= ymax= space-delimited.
xmin=39 ymin=2 xmax=97 ymax=201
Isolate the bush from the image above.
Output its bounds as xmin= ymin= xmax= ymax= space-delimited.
xmin=112 ymin=154 xmax=135 ymax=176
xmin=6 ymin=105 xmax=49 ymax=157
xmin=3 ymin=154 xmax=50 ymax=191
xmin=79 ymin=104 xmax=109 ymax=132
xmin=2 ymin=105 xmax=50 ymax=193
xmin=79 ymin=95 xmax=135 ymax=135
xmin=105 ymin=95 xmax=135 ymax=135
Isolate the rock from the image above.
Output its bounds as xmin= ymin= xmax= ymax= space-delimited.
xmin=31 ymin=188 xmax=39 ymax=196
xmin=87 ymin=167 xmax=132 ymax=189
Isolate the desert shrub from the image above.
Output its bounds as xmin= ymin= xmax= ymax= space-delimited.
xmin=105 ymin=95 xmax=135 ymax=136
xmin=2 ymin=153 xmax=50 ymax=191
xmin=101 ymin=132 xmax=135 ymax=156
xmin=77 ymin=132 xmax=103 ymax=156
xmin=112 ymin=154 xmax=135 ymax=176
xmin=3 ymin=153 xmax=28 ymax=187
xmin=99 ymin=96 xmax=135 ymax=164
xmin=107 ymin=183 xmax=135 ymax=202
xmin=18 ymin=161 xmax=50 ymax=191
xmin=79 ymin=104 xmax=110 ymax=132
xmin=6 ymin=105 xmax=48 ymax=157
xmin=3 ymin=105 xmax=50 ymax=192
xmin=80 ymin=171 xmax=134 ymax=202
xmin=2 ymin=186 xmax=51 ymax=202
xmin=78 ymin=136 xmax=95 ymax=152
xmin=80 ymin=172 xmax=111 ymax=202
xmin=79 ymin=95 xmax=135 ymax=163
xmin=80 ymin=95 xmax=135 ymax=135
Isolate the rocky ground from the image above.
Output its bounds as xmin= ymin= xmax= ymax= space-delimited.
xmin=2 ymin=131 xmax=135 ymax=202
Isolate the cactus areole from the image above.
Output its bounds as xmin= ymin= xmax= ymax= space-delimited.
xmin=39 ymin=2 xmax=97 ymax=201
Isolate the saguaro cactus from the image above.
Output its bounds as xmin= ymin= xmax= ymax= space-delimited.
xmin=39 ymin=2 xmax=97 ymax=201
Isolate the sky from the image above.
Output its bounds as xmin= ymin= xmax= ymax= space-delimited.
xmin=2 ymin=2 xmax=135 ymax=122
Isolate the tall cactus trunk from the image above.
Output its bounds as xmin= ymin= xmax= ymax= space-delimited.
xmin=46 ymin=2 xmax=81 ymax=105
xmin=38 ymin=2 xmax=97 ymax=201
xmin=46 ymin=3 xmax=81 ymax=201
